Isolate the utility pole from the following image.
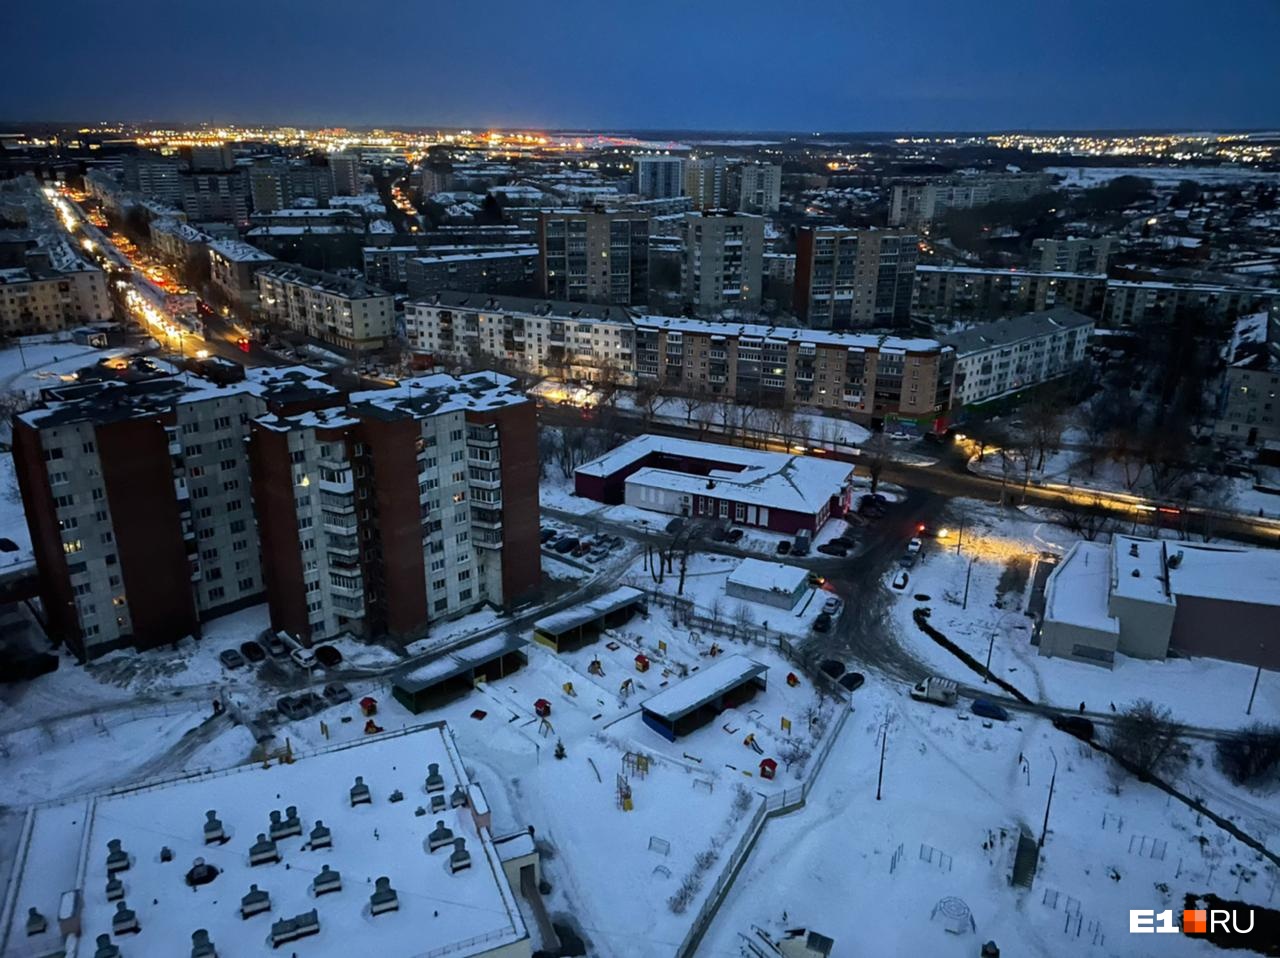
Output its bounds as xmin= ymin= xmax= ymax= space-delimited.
xmin=876 ymin=720 xmax=888 ymax=801
xmin=962 ymin=558 xmax=974 ymax=610
xmin=984 ymin=632 xmax=995 ymax=684
xmin=1246 ymin=664 xmax=1262 ymax=715
xmin=1039 ymin=747 xmax=1058 ymax=848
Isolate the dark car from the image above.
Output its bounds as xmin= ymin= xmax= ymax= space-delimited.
xmin=539 ymin=528 xmax=557 ymax=543
xmin=971 ymin=698 xmax=1010 ymax=721
xmin=276 ymin=695 xmax=308 ymax=720
xmin=665 ymin=517 xmax=685 ymax=535
xmin=817 ymin=542 xmax=848 ymax=557
xmin=710 ymin=526 xmax=728 ymax=542
xmin=260 ymin=630 xmax=290 ymax=659
xmin=725 ymin=528 xmax=744 ymax=543
xmin=812 ymin=612 xmax=832 ymax=633
xmin=572 ymin=541 xmax=592 ymax=558
xmin=838 ymin=671 xmax=865 ymax=693
xmin=219 ymin=648 xmax=246 ymax=670
xmin=239 ymin=640 xmax=266 ymax=664
xmin=323 ymin=682 xmax=353 ymax=705
xmin=776 ymin=540 xmax=792 ymax=556
xmin=1052 ymin=715 xmax=1095 ymax=741
xmin=553 ymin=537 xmax=580 ymax=554
xmin=295 ymin=691 xmax=326 ymax=716
xmin=314 ymin=645 xmax=343 ymax=669
xmin=830 ymin=536 xmax=855 ymax=550
xmin=819 ymin=659 xmax=846 ymax=680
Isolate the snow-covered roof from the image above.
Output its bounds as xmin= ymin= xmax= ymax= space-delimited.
xmin=641 ymin=654 xmax=767 ymax=722
xmin=916 ymin=264 xmax=1106 ymax=281
xmin=633 ymin=313 xmax=942 ymax=353
xmin=1165 ymin=542 xmax=1280 ymax=607
xmin=1042 ymin=542 xmax=1119 ymax=634
xmin=940 ymin=308 xmax=1093 ymax=357
xmin=533 ymin=586 xmax=645 ymax=636
xmin=41 ymin=724 xmax=527 ymax=958
xmin=727 ymin=558 xmax=808 ymax=597
xmin=395 ymin=634 xmax=529 ymax=693
xmin=209 ymin=238 xmax=275 ymax=263
xmin=1110 ymin=535 xmax=1173 ymax=605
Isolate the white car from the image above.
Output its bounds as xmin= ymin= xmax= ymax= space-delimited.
xmin=907 ymin=537 xmax=923 ymax=555
xmin=891 ymin=570 xmax=910 ymax=592
xmin=887 ymin=431 xmax=913 ymax=442
xmin=822 ymin=596 xmax=843 ymax=616
xmin=290 ymin=647 xmax=317 ymax=670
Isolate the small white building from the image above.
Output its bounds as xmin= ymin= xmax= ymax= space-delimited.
xmin=727 ymin=558 xmax=809 ymax=610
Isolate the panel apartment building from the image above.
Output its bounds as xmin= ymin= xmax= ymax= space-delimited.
xmin=793 ymin=227 xmax=918 ymax=329
xmin=0 ymin=246 xmax=112 ymax=336
xmin=256 ymin=263 xmax=394 ymax=353
xmin=680 ymin=210 xmax=765 ymax=313
xmin=889 ymin=172 xmax=1053 ymax=227
xmin=537 ymin=209 xmax=649 ymax=306
xmin=13 ymin=366 xmax=539 ymax=659
xmin=631 ymin=155 xmax=686 ymax=199
xmin=913 ymin=265 xmax=1107 ymax=323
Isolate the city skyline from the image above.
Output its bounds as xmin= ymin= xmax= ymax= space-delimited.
xmin=4 ymin=0 xmax=1279 ymax=132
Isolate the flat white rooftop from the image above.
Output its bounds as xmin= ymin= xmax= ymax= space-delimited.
xmin=1043 ymin=542 xmax=1119 ymax=634
xmin=727 ymin=558 xmax=808 ymax=597
xmin=65 ymin=724 xmax=526 ymax=958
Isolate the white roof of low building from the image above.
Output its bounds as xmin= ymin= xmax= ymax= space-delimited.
xmin=641 ymin=654 xmax=767 ymax=722
xmin=727 ymin=558 xmax=808 ymax=596
xmin=209 ymin=238 xmax=275 ymax=263
xmin=68 ymin=724 xmax=526 ymax=958
xmin=1042 ymin=542 xmax=1119 ymax=634
xmin=1165 ymin=542 xmax=1280 ymax=607
xmin=1109 ymin=535 xmax=1173 ymax=605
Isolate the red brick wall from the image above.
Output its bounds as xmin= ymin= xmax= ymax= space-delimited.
xmin=472 ymin=402 xmax=541 ymax=606
xmin=360 ymin=417 xmax=428 ymax=637
xmin=248 ymin=425 xmax=309 ymax=640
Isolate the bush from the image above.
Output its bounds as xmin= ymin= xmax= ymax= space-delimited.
xmin=1108 ymin=699 xmax=1188 ymax=781
xmin=1216 ymin=724 xmax=1280 ymax=786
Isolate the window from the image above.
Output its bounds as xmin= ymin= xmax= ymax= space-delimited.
xmin=99 ymin=531 xmax=113 ymax=544
xmin=232 ymin=539 xmax=247 ymax=552
xmin=230 ymin=520 xmax=246 ymax=533
xmin=459 ymin=588 xmax=472 ymax=602
xmin=238 ymin=577 xmax=255 ymax=591
xmin=434 ymin=598 xmax=449 ymax=612
xmin=63 ymin=540 xmax=82 ymax=555
xmin=58 ymin=517 xmax=78 ymax=531
xmin=208 ymin=587 xmax=225 ymax=601
xmin=432 ymin=578 xmax=446 ymax=592
xmin=49 ymin=472 xmax=69 ymax=485
xmin=82 ymin=441 xmax=96 ymax=454
xmin=43 ymin=447 xmax=64 ymax=461
xmin=214 ymin=416 xmax=231 ymax=429
xmin=457 ymin=569 xmax=471 ymax=582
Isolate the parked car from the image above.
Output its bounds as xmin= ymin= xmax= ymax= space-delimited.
xmin=971 ymin=698 xmax=1010 ymax=721
xmin=776 ymin=540 xmax=792 ymax=556
xmin=725 ymin=528 xmax=744 ymax=543
xmin=792 ymin=532 xmax=811 ymax=557
xmin=276 ymin=695 xmax=308 ymax=720
xmin=553 ymin=537 xmax=579 ymax=554
xmin=1052 ymin=715 xmax=1095 ymax=741
xmin=822 ymin=595 xmax=843 ymax=616
xmin=665 ymin=517 xmax=685 ymax=535
xmin=606 ymin=535 xmax=625 ymax=548
xmin=812 ymin=612 xmax=832 ymax=633
xmin=291 ymin=647 xmax=317 ymax=670
xmin=588 ymin=547 xmax=609 ymax=562
xmin=887 ymin=431 xmax=913 ymax=442
xmin=322 ymin=682 xmax=353 ymax=705
xmin=891 ymin=570 xmax=910 ymax=592
xmin=906 ymin=537 xmax=923 ymax=555
xmin=910 ymin=676 xmax=958 ymax=706
xmin=539 ymin=528 xmax=557 ymax=543
xmin=572 ymin=541 xmax=592 ymax=558
xmin=829 ymin=536 xmax=855 ymax=550
xmin=838 ymin=671 xmax=865 ymax=693
xmin=219 ymin=648 xmax=246 ymax=670
xmin=710 ymin=526 xmax=728 ymax=542
xmin=295 ymin=691 xmax=326 ymax=716
xmin=314 ymin=645 xmax=343 ymax=668
xmin=239 ymin=640 xmax=266 ymax=664
xmin=817 ymin=542 xmax=848 ymax=557
xmin=808 ymin=572 xmax=826 ymax=587
xmin=261 ymin=630 xmax=290 ymax=659
xmin=819 ymin=659 xmax=846 ymax=680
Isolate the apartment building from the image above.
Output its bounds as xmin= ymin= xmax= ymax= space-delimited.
xmin=208 ymin=238 xmax=276 ymax=309
xmin=942 ymin=308 xmax=1094 ymax=406
xmin=0 ymin=247 xmax=112 ymax=336
xmin=633 ymin=315 xmax=953 ymax=425
xmin=631 ymin=155 xmax=686 ymax=199
xmin=537 ymin=209 xmax=650 ymax=306
xmin=256 ymin=263 xmax=394 ymax=353
xmin=11 ymin=366 xmax=337 ymax=659
xmin=121 ymin=153 xmax=183 ymax=206
xmin=680 ymin=210 xmax=765 ymax=313
xmin=734 ymin=163 xmax=782 ymax=214
xmin=889 ymin=172 xmax=1053 ymax=226
xmin=913 ymin=265 xmax=1107 ymax=322
xmin=405 ymin=246 xmax=538 ymax=299
xmin=150 ymin=218 xmax=211 ymax=266
xmin=405 ymin=291 xmax=637 ymax=383
xmin=1103 ymin=280 xmax=1280 ymax=328
xmin=329 ymin=153 xmax=361 ymax=195
xmin=249 ymin=163 xmax=335 ymax=212
xmin=181 ymin=170 xmax=251 ymax=224
xmin=1032 ymin=235 xmax=1115 ymax=274
xmin=685 ymin=157 xmax=730 ymax=210
xmin=248 ymin=372 xmax=539 ymax=642
xmin=794 ymin=227 xmax=918 ymax=329
xmin=1214 ymin=311 xmax=1280 ymax=446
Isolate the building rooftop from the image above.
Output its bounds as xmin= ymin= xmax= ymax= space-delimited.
xmin=1109 ymin=535 xmax=1173 ymax=605
xmin=916 ymin=264 xmax=1106 ymax=281
xmin=641 ymin=654 xmax=767 ymax=723
xmin=1165 ymin=542 xmax=1280 ymax=608
xmin=532 ymin=586 xmax=645 ymax=637
xmin=37 ymin=724 xmax=528 ymax=958
xmin=1043 ymin=542 xmax=1120 ymax=634
xmin=209 ymin=238 xmax=276 ymax=263
xmin=727 ymin=558 xmax=809 ymax=597
xmin=940 ymin=308 xmax=1095 ymax=356
xmin=410 ymin=246 xmax=537 ymax=265
xmin=257 ymin=262 xmax=389 ymax=300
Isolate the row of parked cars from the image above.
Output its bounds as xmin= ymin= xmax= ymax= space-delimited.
xmin=541 ymin=528 xmax=625 ymax=563
xmin=218 ymin=630 xmax=344 ymax=672
xmin=908 ymin=675 xmax=1095 ymax=739
xmin=277 ymin=683 xmax=352 ymax=720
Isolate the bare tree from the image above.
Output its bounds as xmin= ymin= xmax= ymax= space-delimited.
xmin=679 ymin=390 xmax=705 ymax=426
xmin=1026 ymin=394 xmax=1065 ymax=473
xmin=1055 ymin=494 xmax=1110 ymax=541
xmin=636 ymin=381 xmax=663 ymax=428
xmin=862 ymin=432 xmax=892 ymax=495
xmin=1109 ymin=699 xmax=1189 ymax=781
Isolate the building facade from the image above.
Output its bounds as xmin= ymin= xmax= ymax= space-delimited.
xmin=329 ymin=153 xmax=361 ymax=196
xmin=208 ymin=238 xmax=276 ymax=309
xmin=794 ymin=227 xmax=918 ymax=329
xmin=1102 ymin=280 xmax=1280 ymax=328
xmin=631 ymin=155 xmax=685 ymax=199
xmin=889 ymin=172 xmax=1053 ymax=226
xmin=680 ymin=210 xmax=765 ymax=314
xmin=733 ymin=163 xmax=782 ymax=214
xmin=913 ymin=265 xmax=1107 ymax=322
xmin=536 ymin=209 xmax=650 ymax=306
xmin=942 ymin=308 xmax=1094 ymax=407
xmin=1214 ymin=310 xmax=1280 ymax=446
xmin=0 ymin=252 xmax=112 ymax=336
xmin=256 ymin=263 xmax=394 ymax=353
xmin=405 ymin=247 xmax=538 ymax=299
xmin=1032 ymin=236 xmax=1115 ymax=274
xmin=684 ymin=158 xmax=729 ymax=210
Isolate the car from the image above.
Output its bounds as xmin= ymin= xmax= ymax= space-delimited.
xmin=887 ymin=431 xmax=913 ymax=442
xmin=260 ymin=630 xmax=290 ymax=659
xmin=891 ymin=570 xmax=910 ymax=592
xmin=725 ymin=528 xmax=744 ymax=543
xmin=219 ymin=648 xmax=246 ymax=670
xmin=819 ymin=659 xmax=846 ymax=680
xmin=710 ymin=526 xmax=728 ymax=542
xmin=553 ymin=537 xmax=579 ymax=554
xmin=314 ymin=645 xmax=343 ymax=668
xmin=572 ymin=541 xmax=592 ymax=558
xmin=1052 ymin=715 xmax=1095 ymax=741
xmin=588 ymin=547 xmax=609 ymax=562
xmin=812 ymin=612 xmax=832 ymax=633
xmin=276 ymin=695 xmax=308 ymax=720
xmin=322 ymin=682 xmax=353 ymax=705
xmin=776 ymin=540 xmax=792 ymax=555
xmin=867 ymin=493 xmax=888 ymax=505
xmin=906 ymin=537 xmax=923 ymax=555
xmin=829 ymin=536 xmax=855 ymax=550
xmin=239 ymin=640 xmax=266 ymax=664
xmin=295 ymin=691 xmax=326 ymax=716
xmin=971 ymin=698 xmax=1010 ymax=721
xmin=539 ymin=528 xmax=557 ymax=543
xmin=808 ymin=572 xmax=826 ymax=587
xmin=838 ymin=671 xmax=865 ymax=693
xmin=291 ymin=647 xmax=317 ymax=670
xmin=817 ymin=542 xmax=848 ymax=557
xmin=665 ymin=517 xmax=685 ymax=535
xmin=822 ymin=595 xmax=842 ymax=616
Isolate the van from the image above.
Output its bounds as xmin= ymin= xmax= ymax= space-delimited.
xmin=971 ymin=698 xmax=1010 ymax=721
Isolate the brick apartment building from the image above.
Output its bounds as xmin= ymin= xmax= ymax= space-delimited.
xmin=13 ymin=366 xmax=539 ymax=659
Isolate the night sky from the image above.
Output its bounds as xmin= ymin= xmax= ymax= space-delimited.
xmin=3 ymin=0 xmax=1278 ymax=132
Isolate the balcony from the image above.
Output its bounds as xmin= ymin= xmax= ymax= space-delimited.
xmin=320 ymin=491 xmax=354 ymax=513
xmin=323 ymin=512 xmax=357 ymax=535
xmin=326 ymin=533 xmax=359 ymax=556
xmin=318 ymin=471 xmax=353 ymax=494
xmin=328 ymin=577 xmax=364 ymax=598
xmin=333 ymin=595 xmax=365 ymax=616
xmin=470 ymin=507 xmax=503 ymax=528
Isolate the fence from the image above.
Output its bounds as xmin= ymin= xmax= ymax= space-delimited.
xmin=675 ymin=704 xmax=851 ymax=958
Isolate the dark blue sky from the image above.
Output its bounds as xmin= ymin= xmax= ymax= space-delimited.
xmin=3 ymin=0 xmax=1278 ymax=131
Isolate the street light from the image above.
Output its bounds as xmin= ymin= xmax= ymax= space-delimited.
xmin=1039 ymin=747 xmax=1058 ymax=848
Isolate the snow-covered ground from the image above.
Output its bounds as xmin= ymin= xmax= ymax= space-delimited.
xmin=0 ymin=340 xmax=144 ymax=399
xmin=1048 ymin=165 xmax=1280 ymax=189
xmin=701 ymin=677 xmax=1280 ymax=958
